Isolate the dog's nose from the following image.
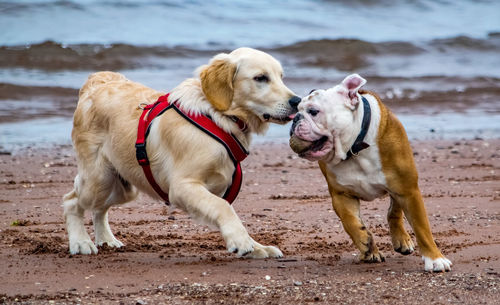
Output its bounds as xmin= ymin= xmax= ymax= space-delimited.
xmin=288 ymin=96 xmax=301 ymax=110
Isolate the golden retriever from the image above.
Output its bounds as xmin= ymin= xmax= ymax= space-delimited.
xmin=62 ymin=47 xmax=300 ymax=258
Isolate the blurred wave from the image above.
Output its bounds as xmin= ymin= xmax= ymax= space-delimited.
xmin=2 ymin=33 xmax=499 ymax=72
xmin=0 ymin=41 xmax=211 ymax=71
xmin=1 ymin=0 xmax=499 ymax=46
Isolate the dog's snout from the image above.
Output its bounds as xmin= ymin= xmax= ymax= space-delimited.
xmin=288 ymin=96 xmax=301 ymax=110
xmin=293 ymin=113 xmax=303 ymax=124
xmin=290 ymin=113 xmax=303 ymax=136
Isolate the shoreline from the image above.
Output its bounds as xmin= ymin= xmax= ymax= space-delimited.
xmin=2 ymin=111 xmax=500 ymax=153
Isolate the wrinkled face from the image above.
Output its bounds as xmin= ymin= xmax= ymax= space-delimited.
xmin=200 ymin=48 xmax=299 ymax=125
xmin=289 ymin=74 xmax=366 ymax=161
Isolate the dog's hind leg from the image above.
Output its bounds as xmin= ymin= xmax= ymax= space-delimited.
xmin=387 ymin=196 xmax=415 ymax=255
xmin=63 ymin=158 xmax=120 ymax=254
xmin=63 ymin=175 xmax=98 ymax=255
xmin=391 ymin=190 xmax=451 ymax=272
xmin=93 ymin=174 xmax=138 ymax=248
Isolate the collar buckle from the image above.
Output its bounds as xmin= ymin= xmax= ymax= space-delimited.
xmin=230 ymin=116 xmax=248 ymax=132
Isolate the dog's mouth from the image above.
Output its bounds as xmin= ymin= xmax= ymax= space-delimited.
xmin=289 ymin=128 xmax=334 ymax=161
xmin=289 ymin=134 xmax=328 ymax=154
xmin=308 ymin=135 xmax=329 ymax=153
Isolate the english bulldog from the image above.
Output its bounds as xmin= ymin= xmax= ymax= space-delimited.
xmin=289 ymin=74 xmax=452 ymax=272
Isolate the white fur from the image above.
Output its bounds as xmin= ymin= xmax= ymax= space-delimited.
xmin=324 ymin=94 xmax=387 ymax=201
xmin=293 ymin=87 xmax=388 ymax=199
xmin=169 ymin=79 xmax=241 ymax=136
xmin=423 ymin=256 xmax=452 ymax=272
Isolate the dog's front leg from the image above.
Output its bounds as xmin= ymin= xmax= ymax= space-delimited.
xmin=330 ymin=193 xmax=385 ymax=263
xmin=169 ymin=181 xmax=282 ymax=258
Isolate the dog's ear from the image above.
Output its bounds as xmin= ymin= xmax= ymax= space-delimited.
xmin=200 ymin=55 xmax=237 ymax=111
xmin=341 ymin=74 xmax=366 ymax=110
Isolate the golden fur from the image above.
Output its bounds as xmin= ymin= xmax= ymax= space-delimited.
xmin=63 ymin=48 xmax=298 ymax=258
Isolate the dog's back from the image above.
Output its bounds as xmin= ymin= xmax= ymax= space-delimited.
xmin=357 ymin=90 xmax=419 ymax=192
xmin=72 ymin=72 xmax=162 ymax=156
xmin=79 ymin=71 xmax=127 ymax=99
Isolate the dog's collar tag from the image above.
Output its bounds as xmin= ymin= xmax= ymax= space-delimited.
xmin=345 ymin=96 xmax=371 ymax=160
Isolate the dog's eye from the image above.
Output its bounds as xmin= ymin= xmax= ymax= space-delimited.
xmin=253 ymin=74 xmax=269 ymax=83
xmin=309 ymin=89 xmax=317 ymax=94
xmin=307 ymin=108 xmax=319 ymax=116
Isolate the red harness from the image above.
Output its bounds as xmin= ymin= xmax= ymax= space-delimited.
xmin=135 ymin=94 xmax=249 ymax=205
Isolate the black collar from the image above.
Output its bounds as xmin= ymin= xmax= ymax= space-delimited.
xmin=345 ymin=96 xmax=371 ymax=160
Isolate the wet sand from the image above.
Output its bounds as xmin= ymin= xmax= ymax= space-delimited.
xmin=1 ymin=140 xmax=499 ymax=304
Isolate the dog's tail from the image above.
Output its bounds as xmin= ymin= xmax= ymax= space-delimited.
xmin=79 ymin=71 xmax=127 ymax=99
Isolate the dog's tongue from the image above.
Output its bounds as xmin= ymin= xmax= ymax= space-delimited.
xmin=288 ymin=113 xmax=296 ymax=120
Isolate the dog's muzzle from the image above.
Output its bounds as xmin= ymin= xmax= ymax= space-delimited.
xmin=290 ymin=113 xmax=303 ymax=136
xmin=289 ymin=114 xmax=330 ymax=156
xmin=289 ymin=114 xmax=315 ymax=154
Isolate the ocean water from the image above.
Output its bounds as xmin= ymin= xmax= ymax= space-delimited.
xmin=1 ymin=0 xmax=499 ymax=149
xmin=2 ymin=0 xmax=499 ymax=47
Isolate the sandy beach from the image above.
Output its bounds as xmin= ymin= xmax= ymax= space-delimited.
xmin=1 ymin=139 xmax=498 ymax=304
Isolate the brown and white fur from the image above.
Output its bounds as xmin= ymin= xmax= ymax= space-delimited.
xmin=63 ymin=47 xmax=300 ymax=258
xmin=289 ymin=74 xmax=452 ymax=272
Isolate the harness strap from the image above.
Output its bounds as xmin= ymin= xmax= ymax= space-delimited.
xmin=135 ymin=94 xmax=248 ymax=205
xmin=223 ymin=163 xmax=243 ymax=204
xmin=169 ymin=106 xmax=248 ymax=163
xmin=345 ymin=96 xmax=371 ymax=160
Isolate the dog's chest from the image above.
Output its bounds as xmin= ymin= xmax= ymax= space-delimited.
xmin=327 ymin=145 xmax=387 ymax=201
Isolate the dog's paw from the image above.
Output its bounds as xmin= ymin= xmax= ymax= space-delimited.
xmin=221 ymin=222 xmax=255 ymax=257
xmin=359 ymin=251 xmax=385 ymax=263
xmin=263 ymin=245 xmax=284 ymax=258
xmin=96 ymin=236 xmax=124 ymax=248
xmin=228 ymin=243 xmax=254 ymax=257
xmin=226 ymin=234 xmax=254 ymax=257
xmin=69 ymin=238 xmax=98 ymax=255
xmin=392 ymin=235 xmax=415 ymax=255
xmin=246 ymin=244 xmax=283 ymax=259
xmin=423 ymin=256 xmax=452 ymax=272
